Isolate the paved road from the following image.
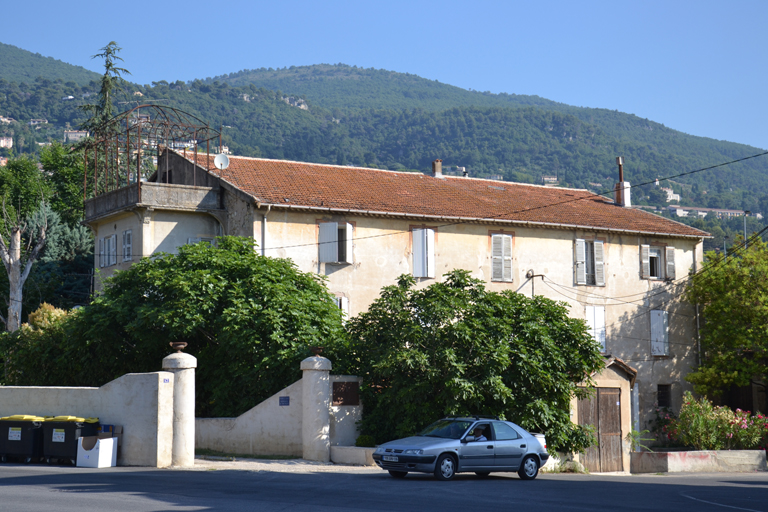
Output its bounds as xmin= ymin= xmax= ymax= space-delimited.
xmin=0 ymin=459 xmax=767 ymax=511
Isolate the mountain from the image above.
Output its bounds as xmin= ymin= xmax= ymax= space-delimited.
xmin=0 ymin=42 xmax=100 ymax=86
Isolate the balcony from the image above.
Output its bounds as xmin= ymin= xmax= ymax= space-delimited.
xmin=84 ymin=182 xmax=221 ymax=221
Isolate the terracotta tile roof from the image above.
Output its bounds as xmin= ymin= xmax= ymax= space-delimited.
xmin=184 ymin=152 xmax=708 ymax=238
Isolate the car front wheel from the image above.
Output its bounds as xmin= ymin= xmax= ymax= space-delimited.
xmin=388 ymin=470 xmax=407 ymax=478
xmin=434 ymin=454 xmax=457 ymax=481
xmin=518 ymin=456 xmax=539 ymax=480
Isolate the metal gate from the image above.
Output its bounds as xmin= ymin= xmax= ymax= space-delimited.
xmin=577 ymin=387 xmax=622 ymax=472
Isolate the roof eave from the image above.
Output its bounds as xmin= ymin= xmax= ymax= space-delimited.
xmin=257 ymin=202 xmax=709 ymax=240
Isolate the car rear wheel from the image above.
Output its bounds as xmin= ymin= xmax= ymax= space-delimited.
xmin=518 ymin=456 xmax=539 ymax=480
xmin=388 ymin=470 xmax=408 ymax=478
xmin=475 ymin=472 xmax=491 ymax=478
xmin=434 ymin=454 xmax=457 ymax=481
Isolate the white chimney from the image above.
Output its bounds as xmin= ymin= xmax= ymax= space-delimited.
xmin=614 ymin=156 xmax=631 ymax=207
xmin=432 ymin=159 xmax=444 ymax=178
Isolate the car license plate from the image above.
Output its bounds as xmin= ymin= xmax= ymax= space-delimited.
xmin=383 ymin=455 xmax=398 ymax=462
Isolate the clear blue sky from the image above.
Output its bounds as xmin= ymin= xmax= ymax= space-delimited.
xmin=4 ymin=0 xmax=766 ymax=149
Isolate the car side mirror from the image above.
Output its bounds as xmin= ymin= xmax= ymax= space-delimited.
xmin=462 ymin=436 xmax=475 ymax=443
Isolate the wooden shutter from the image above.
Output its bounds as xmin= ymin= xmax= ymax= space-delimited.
xmin=318 ymin=222 xmax=338 ymax=263
xmin=99 ymin=238 xmax=104 ymax=268
xmin=123 ymin=230 xmax=132 ymax=261
xmin=641 ymin=245 xmax=650 ymax=278
xmin=412 ymin=228 xmax=425 ymax=277
xmin=594 ymin=241 xmax=605 ymax=286
xmin=503 ymin=235 xmax=512 ymax=281
xmin=425 ymin=228 xmax=435 ymax=278
xmin=342 ymin=223 xmax=354 ymax=264
xmin=110 ymin=235 xmax=117 ymax=266
xmin=491 ymin=235 xmax=503 ymax=281
xmin=651 ymin=310 xmax=669 ymax=356
xmin=575 ymin=239 xmax=587 ymax=285
xmin=665 ymin=247 xmax=675 ymax=280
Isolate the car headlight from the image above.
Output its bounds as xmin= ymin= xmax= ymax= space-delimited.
xmin=374 ymin=447 xmax=384 ymax=454
xmin=403 ymin=449 xmax=423 ymax=455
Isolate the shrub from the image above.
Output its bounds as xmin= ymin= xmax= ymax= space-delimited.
xmin=674 ymin=391 xmax=766 ymax=450
xmin=355 ymin=435 xmax=376 ymax=448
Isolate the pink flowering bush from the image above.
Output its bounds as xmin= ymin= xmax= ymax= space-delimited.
xmin=674 ymin=392 xmax=766 ymax=450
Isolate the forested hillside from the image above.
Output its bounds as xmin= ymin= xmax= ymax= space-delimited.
xmin=1 ymin=45 xmax=767 ymax=215
xmin=0 ymin=42 xmax=100 ymax=86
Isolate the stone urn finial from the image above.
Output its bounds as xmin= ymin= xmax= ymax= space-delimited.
xmin=170 ymin=341 xmax=188 ymax=353
xmin=310 ymin=346 xmax=324 ymax=357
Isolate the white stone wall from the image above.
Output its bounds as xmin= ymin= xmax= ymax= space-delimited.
xmin=0 ymin=372 xmax=174 ymax=467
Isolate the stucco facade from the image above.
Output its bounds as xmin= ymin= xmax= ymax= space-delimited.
xmin=83 ymin=149 xmax=707 ymax=436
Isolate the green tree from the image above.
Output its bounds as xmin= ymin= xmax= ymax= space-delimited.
xmin=344 ymin=270 xmax=604 ymax=453
xmin=39 ymin=142 xmax=86 ymax=225
xmin=2 ymin=237 xmax=346 ymax=417
xmin=79 ymin=41 xmax=130 ymax=133
xmin=684 ymin=238 xmax=768 ymax=397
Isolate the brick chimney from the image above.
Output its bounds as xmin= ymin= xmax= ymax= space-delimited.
xmin=614 ymin=156 xmax=631 ymax=207
xmin=432 ymin=159 xmax=444 ymax=178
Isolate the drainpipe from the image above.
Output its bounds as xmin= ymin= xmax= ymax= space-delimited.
xmin=261 ymin=204 xmax=271 ymax=256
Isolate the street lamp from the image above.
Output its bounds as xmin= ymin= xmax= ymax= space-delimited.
xmin=744 ymin=211 xmax=751 ymax=249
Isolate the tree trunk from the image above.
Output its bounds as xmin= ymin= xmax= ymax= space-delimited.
xmin=6 ymin=227 xmax=22 ymax=332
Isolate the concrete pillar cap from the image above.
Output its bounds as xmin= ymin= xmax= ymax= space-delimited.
xmin=300 ymin=356 xmax=332 ymax=371
xmin=162 ymin=352 xmax=198 ymax=369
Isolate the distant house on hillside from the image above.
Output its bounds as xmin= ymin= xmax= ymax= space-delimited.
xmin=83 ymin=147 xmax=713 ymax=473
xmin=0 ymin=137 xmax=12 ymax=148
xmin=28 ymin=119 xmax=48 ymax=126
xmin=64 ymin=130 xmax=88 ymax=143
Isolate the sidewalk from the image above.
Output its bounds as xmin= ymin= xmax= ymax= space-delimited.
xmin=184 ymin=456 xmax=381 ymax=474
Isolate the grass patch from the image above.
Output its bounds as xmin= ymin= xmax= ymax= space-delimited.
xmin=195 ymin=448 xmax=300 ymax=460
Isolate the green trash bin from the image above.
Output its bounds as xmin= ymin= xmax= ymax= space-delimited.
xmin=0 ymin=415 xmax=45 ymax=463
xmin=42 ymin=416 xmax=100 ymax=465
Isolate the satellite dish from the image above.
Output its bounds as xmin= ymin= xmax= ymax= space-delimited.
xmin=214 ymin=153 xmax=230 ymax=170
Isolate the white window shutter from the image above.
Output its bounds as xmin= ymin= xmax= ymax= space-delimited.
xmin=651 ymin=310 xmax=669 ymax=356
xmin=340 ymin=296 xmax=349 ymax=318
xmin=502 ymin=234 xmax=512 ymax=281
xmin=491 ymin=234 xmax=503 ymax=281
xmin=575 ymin=239 xmax=586 ymax=285
xmin=122 ymin=231 xmax=126 ymax=260
xmin=425 ymin=228 xmax=435 ymax=278
xmin=594 ymin=241 xmax=605 ymax=286
xmin=318 ymin=222 xmax=338 ymax=263
xmin=342 ymin=223 xmax=354 ymax=264
xmin=594 ymin=306 xmax=606 ymax=352
xmin=665 ymin=247 xmax=676 ymax=280
xmin=126 ymin=230 xmax=132 ymax=261
xmin=110 ymin=234 xmax=117 ymax=266
xmin=99 ymin=238 xmax=104 ymax=268
xmin=585 ymin=305 xmax=596 ymax=340
xmin=412 ymin=228 xmax=425 ymax=277
xmin=641 ymin=244 xmax=650 ymax=279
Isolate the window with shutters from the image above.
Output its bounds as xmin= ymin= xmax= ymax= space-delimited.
xmin=99 ymin=235 xmax=117 ymax=267
xmin=333 ymin=295 xmax=349 ymax=320
xmin=575 ymin=239 xmax=605 ymax=286
xmin=491 ymin=233 xmax=513 ymax=282
xmin=650 ymin=310 xmax=669 ymax=356
xmin=412 ymin=227 xmax=435 ymax=278
xmin=641 ymin=245 xmax=675 ymax=280
xmin=122 ymin=230 xmax=132 ymax=262
xmin=318 ymin=222 xmax=353 ymax=264
xmin=585 ymin=305 xmax=606 ymax=352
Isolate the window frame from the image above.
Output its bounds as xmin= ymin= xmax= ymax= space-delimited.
xmin=575 ymin=238 xmax=605 ymax=286
xmin=412 ymin=226 xmax=436 ymax=278
xmin=641 ymin=244 xmax=676 ymax=281
xmin=122 ymin=229 xmax=132 ymax=262
xmin=318 ymin=221 xmax=354 ymax=264
xmin=585 ymin=305 xmax=606 ymax=352
xmin=490 ymin=233 xmax=513 ymax=282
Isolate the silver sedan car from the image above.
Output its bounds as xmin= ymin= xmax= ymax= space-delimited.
xmin=372 ymin=417 xmax=548 ymax=481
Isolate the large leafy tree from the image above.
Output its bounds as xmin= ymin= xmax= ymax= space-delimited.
xmin=344 ymin=270 xmax=604 ymax=453
xmin=684 ymin=238 xmax=768 ymax=397
xmin=2 ymin=237 xmax=347 ymax=416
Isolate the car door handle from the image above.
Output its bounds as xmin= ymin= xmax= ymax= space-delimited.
xmin=520 ymin=444 xmax=526 ymax=448
xmin=487 ymin=445 xmax=493 ymax=449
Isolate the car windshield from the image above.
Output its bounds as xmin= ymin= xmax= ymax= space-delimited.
xmin=417 ymin=419 xmax=473 ymax=439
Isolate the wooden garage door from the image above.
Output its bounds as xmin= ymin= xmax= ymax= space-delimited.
xmin=577 ymin=387 xmax=622 ymax=472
